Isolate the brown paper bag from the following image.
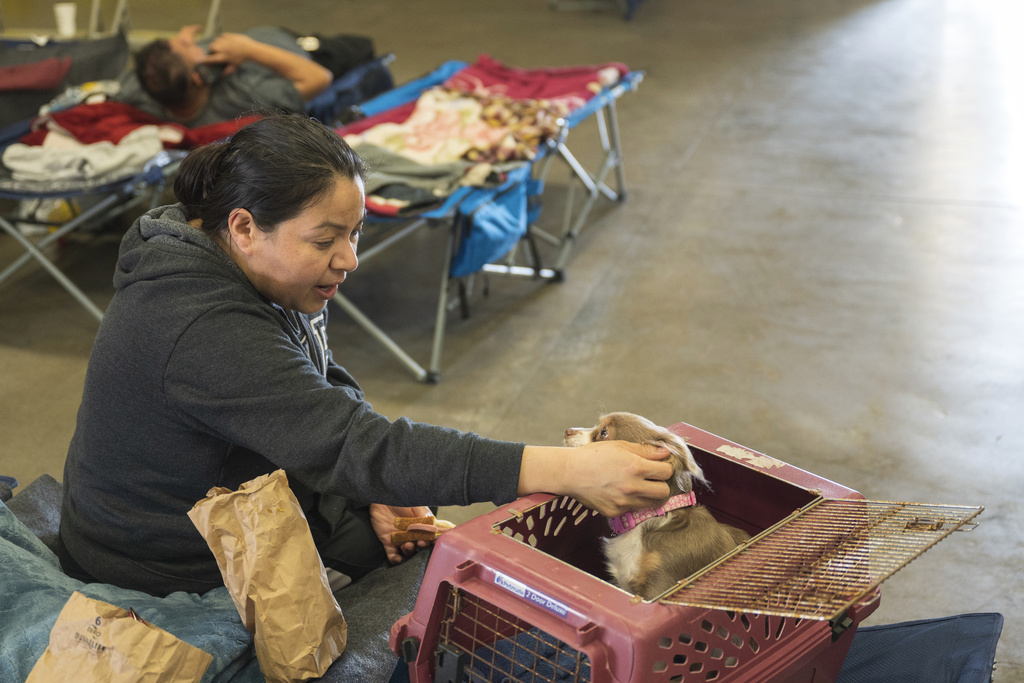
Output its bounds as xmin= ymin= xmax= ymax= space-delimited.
xmin=25 ymin=591 xmax=213 ymax=683
xmin=187 ymin=469 xmax=347 ymax=683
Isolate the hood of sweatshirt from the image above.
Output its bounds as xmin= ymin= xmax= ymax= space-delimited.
xmin=113 ymin=203 xmax=340 ymax=380
xmin=114 ymin=203 xmax=253 ymax=295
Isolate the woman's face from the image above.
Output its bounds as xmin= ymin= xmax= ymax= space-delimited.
xmin=243 ymin=176 xmax=365 ymax=314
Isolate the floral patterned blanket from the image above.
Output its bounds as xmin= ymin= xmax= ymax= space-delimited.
xmin=340 ymin=55 xmax=628 ymax=216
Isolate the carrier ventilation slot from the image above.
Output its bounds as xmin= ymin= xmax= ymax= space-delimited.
xmin=661 ymin=499 xmax=983 ymax=621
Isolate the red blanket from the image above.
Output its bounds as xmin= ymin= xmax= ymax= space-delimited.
xmin=448 ymin=54 xmax=628 ymax=102
xmin=18 ymin=101 xmax=260 ymax=149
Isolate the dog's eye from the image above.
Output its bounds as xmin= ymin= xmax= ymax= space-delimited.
xmin=599 ymin=428 xmax=608 ymax=439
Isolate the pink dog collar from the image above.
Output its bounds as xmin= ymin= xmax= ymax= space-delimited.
xmin=608 ymin=492 xmax=697 ymax=536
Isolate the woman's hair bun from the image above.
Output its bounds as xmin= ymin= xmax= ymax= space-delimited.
xmin=173 ymin=142 xmax=231 ymax=220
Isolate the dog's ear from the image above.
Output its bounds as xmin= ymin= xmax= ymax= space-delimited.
xmin=656 ymin=432 xmax=706 ymax=494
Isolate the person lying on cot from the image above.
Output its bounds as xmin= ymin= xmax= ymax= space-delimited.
xmin=115 ymin=25 xmax=366 ymax=127
xmin=56 ymin=113 xmax=674 ymax=598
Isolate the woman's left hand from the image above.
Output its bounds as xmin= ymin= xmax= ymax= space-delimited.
xmin=369 ymin=503 xmax=434 ymax=564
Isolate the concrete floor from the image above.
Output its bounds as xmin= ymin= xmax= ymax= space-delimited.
xmin=1 ymin=0 xmax=1021 ymax=678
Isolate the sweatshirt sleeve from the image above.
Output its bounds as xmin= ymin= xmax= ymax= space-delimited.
xmin=163 ymin=302 xmax=524 ymax=507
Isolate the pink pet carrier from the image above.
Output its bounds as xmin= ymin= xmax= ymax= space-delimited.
xmin=390 ymin=421 xmax=982 ymax=683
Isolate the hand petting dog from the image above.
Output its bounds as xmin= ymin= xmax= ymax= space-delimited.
xmin=565 ymin=413 xmax=750 ymax=599
xmin=518 ymin=441 xmax=673 ymax=518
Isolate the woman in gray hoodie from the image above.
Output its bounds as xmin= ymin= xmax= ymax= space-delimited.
xmin=57 ymin=114 xmax=672 ymax=597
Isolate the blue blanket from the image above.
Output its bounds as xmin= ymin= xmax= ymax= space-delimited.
xmin=0 ymin=500 xmax=261 ymax=682
xmin=0 ymin=498 xmax=425 ymax=682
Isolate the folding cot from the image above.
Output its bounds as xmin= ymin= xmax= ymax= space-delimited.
xmin=0 ymin=142 xmax=184 ymax=321
xmin=331 ymin=56 xmax=644 ymax=382
xmin=0 ymin=21 xmax=174 ymax=321
xmin=0 ymin=53 xmax=395 ymax=322
xmin=0 ymin=31 xmax=130 ymax=129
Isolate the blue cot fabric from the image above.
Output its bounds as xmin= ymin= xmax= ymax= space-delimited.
xmin=449 ymin=164 xmax=536 ymax=279
xmin=355 ymin=60 xmax=467 ymax=118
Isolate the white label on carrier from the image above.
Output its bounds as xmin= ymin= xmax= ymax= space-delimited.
xmin=716 ymin=444 xmax=785 ymax=469
xmin=494 ymin=571 xmax=569 ymax=618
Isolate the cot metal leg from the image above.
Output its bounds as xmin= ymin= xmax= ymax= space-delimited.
xmin=0 ymin=191 xmax=125 ymax=285
xmin=550 ymin=146 xmax=612 ymax=271
xmin=479 ymin=227 xmax=559 ymax=280
xmin=549 ymin=102 xmax=627 ymax=271
xmin=0 ymin=218 xmax=107 ymax=321
xmin=110 ymin=0 xmax=129 ymax=34
xmin=331 ymin=291 xmax=430 ymax=382
xmin=3 ymin=226 xmax=105 ymax=320
xmin=203 ymin=0 xmax=223 ymax=38
xmin=0 ymin=190 xmax=128 ymax=321
xmin=87 ymin=0 xmax=102 ymax=36
xmin=559 ymin=113 xmax=621 ymax=201
xmin=425 ymin=226 xmax=458 ymax=383
xmin=605 ymin=98 xmax=628 ymax=198
xmin=518 ymin=97 xmax=630 ymax=275
xmin=480 ymin=263 xmax=559 ymax=279
xmin=359 ymin=219 xmax=429 ymax=262
xmin=330 ymin=217 xmax=453 ymax=383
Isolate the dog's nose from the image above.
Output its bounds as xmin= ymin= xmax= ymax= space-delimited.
xmin=564 ymin=428 xmax=578 ymax=439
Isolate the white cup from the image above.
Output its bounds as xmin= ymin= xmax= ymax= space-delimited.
xmin=54 ymin=2 xmax=77 ymax=38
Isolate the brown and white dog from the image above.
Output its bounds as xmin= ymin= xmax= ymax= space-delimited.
xmin=564 ymin=412 xmax=750 ymax=600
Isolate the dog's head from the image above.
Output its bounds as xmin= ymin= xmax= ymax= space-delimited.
xmin=564 ymin=412 xmax=707 ymax=496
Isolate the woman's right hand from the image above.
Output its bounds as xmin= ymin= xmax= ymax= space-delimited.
xmin=518 ymin=442 xmax=673 ymax=517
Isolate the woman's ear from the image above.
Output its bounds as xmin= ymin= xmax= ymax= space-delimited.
xmin=226 ymin=208 xmax=258 ymax=255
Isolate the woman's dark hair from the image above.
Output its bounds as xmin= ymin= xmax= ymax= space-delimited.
xmin=173 ymin=114 xmax=367 ymax=235
xmin=136 ymin=40 xmax=191 ymax=109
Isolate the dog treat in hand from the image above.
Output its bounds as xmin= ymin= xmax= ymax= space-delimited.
xmin=391 ymin=515 xmax=455 ymax=544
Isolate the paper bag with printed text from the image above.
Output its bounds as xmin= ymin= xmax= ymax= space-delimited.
xmin=25 ymin=591 xmax=213 ymax=683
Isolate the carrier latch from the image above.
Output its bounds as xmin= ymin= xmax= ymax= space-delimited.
xmin=434 ymin=642 xmax=469 ymax=683
xmin=401 ymin=636 xmax=420 ymax=663
xmin=830 ymin=611 xmax=854 ymax=641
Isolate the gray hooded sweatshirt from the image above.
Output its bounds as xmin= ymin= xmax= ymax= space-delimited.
xmin=59 ymin=203 xmax=523 ymax=596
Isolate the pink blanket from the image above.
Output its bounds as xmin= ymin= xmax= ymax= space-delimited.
xmin=339 ymin=54 xmax=628 ymax=137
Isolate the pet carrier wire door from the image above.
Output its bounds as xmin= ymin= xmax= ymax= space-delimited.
xmin=390 ymin=421 xmax=982 ymax=683
xmin=663 ymin=498 xmax=983 ymax=620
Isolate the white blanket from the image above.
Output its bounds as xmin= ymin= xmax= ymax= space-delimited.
xmin=1 ymin=125 xmax=166 ymax=182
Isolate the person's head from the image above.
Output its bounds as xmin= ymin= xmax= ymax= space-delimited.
xmin=174 ymin=114 xmax=368 ymax=314
xmin=135 ymin=39 xmax=195 ymax=109
xmin=135 ymin=28 xmax=210 ymax=109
